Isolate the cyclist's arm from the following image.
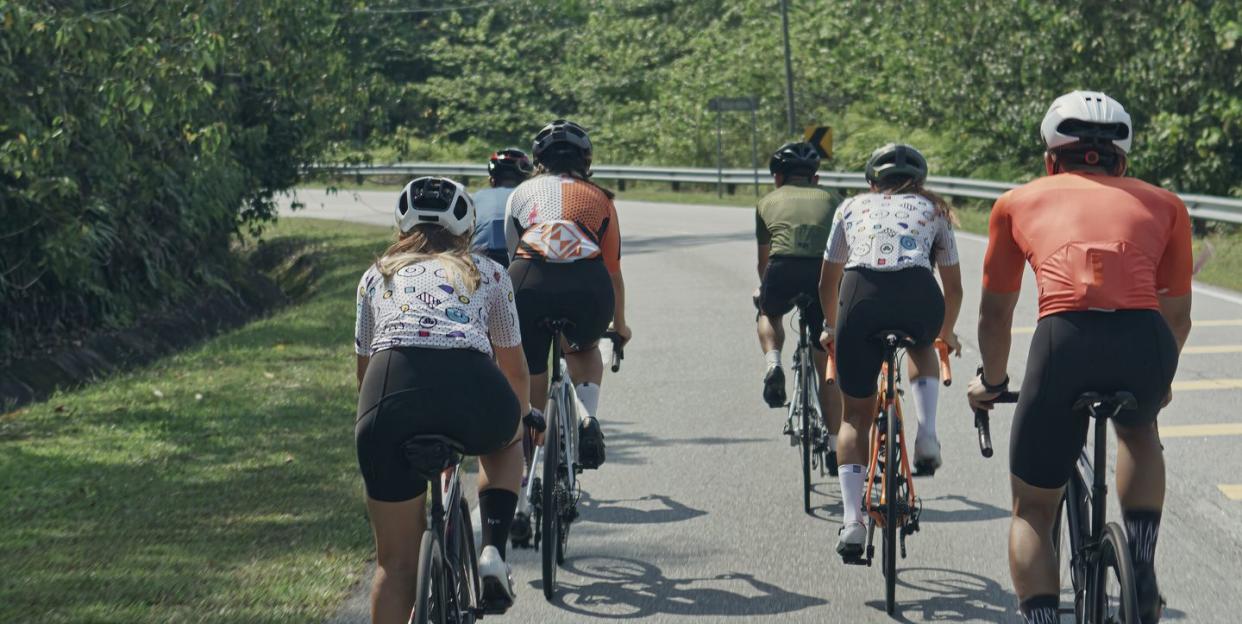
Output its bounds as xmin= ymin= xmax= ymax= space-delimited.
xmin=978 ymin=195 xmax=1023 ymax=385
xmin=819 ymin=260 xmax=845 ymax=331
xmin=354 ymin=270 xmax=375 ymax=390
xmin=978 ymin=289 xmax=1019 ymax=385
xmin=1159 ymin=294 xmax=1192 ymax=351
xmin=755 ymin=210 xmax=771 ymax=278
xmin=1156 ymin=197 xmax=1194 ymax=352
xmin=600 ymin=200 xmax=629 ymax=335
xmin=937 ymin=263 xmax=964 ymax=342
xmin=493 ymin=343 xmax=531 ymax=415
xmin=610 ymin=271 xmax=628 ymax=333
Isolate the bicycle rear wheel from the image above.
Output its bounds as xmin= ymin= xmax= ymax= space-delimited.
xmin=414 ymin=531 xmax=447 ymax=624
xmin=541 ymin=396 xmax=561 ymax=601
xmin=799 ymin=360 xmax=813 ymax=515
xmin=1092 ymin=522 xmax=1140 ymax=624
xmin=883 ymin=401 xmax=899 ymax=615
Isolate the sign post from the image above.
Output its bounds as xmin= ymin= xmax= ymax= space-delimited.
xmin=708 ymin=96 xmax=761 ymax=198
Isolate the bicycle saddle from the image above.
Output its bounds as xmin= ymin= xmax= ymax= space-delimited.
xmin=871 ymin=330 xmax=917 ymax=348
xmin=1072 ymin=391 xmax=1138 ymax=417
xmin=791 ymin=293 xmax=815 ymax=310
xmin=403 ymin=435 xmax=465 ymax=479
xmin=539 ymin=317 xmax=574 ymax=331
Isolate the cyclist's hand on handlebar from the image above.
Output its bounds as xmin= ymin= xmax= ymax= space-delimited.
xmin=751 ymin=287 xmax=761 ymax=310
xmin=967 ymin=374 xmax=1002 ymax=411
xmin=938 ymin=332 xmax=962 ymax=356
xmin=819 ymin=328 xmax=835 ymax=352
xmin=610 ymin=323 xmax=632 ymax=347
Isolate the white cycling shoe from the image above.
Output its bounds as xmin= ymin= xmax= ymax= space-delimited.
xmin=478 ymin=545 xmax=515 ymax=614
xmin=836 ymin=521 xmax=866 ymax=560
xmin=914 ymin=436 xmax=943 ymax=474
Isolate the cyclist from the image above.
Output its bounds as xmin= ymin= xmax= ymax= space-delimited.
xmin=754 ymin=141 xmax=843 ymax=456
xmin=505 ymin=119 xmax=632 ymax=470
xmin=819 ymin=143 xmax=964 ymax=559
xmin=967 ymin=91 xmax=1192 ymax=624
xmin=354 ymin=177 xmax=535 ymax=622
xmin=472 ymin=147 xmax=533 ymax=267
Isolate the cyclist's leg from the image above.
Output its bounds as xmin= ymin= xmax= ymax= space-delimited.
xmin=559 ymin=260 xmax=615 ymax=468
xmin=1107 ymin=310 xmax=1179 ymax=622
xmin=811 ymin=349 xmax=842 ymax=440
xmin=895 ymin=268 xmax=946 ymax=468
xmin=757 ymin=259 xmax=797 ymax=407
xmin=509 ymin=259 xmax=553 ymax=411
xmin=1008 ymin=313 xmax=1092 ymax=620
xmin=356 ymin=348 xmax=437 ymax=623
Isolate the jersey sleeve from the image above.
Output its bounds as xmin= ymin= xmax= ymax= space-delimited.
xmin=932 ymin=216 xmax=961 ymax=267
xmin=1155 ymin=197 xmax=1194 ymax=297
xmin=755 ymin=205 xmax=771 ymax=246
xmin=981 ymin=195 xmax=1026 ymax=293
xmin=601 ymin=199 xmax=622 ymax=274
xmin=486 ymin=266 xmax=522 ymax=348
xmin=823 ymin=200 xmax=850 ymax=263
xmin=354 ymin=269 xmax=376 ymax=356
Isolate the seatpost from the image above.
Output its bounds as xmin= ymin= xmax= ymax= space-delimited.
xmin=429 ymin=471 xmax=446 ymax=534
xmin=1091 ymin=406 xmax=1109 ymax=542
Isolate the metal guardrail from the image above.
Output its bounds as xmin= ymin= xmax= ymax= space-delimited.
xmin=308 ymin=162 xmax=1242 ymax=224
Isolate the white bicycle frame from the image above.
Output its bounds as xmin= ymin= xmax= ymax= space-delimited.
xmin=517 ymin=357 xmax=579 ymax=518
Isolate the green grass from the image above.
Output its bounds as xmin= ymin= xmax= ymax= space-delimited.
xmin=0 ymin=219 xmax=391 ymax=624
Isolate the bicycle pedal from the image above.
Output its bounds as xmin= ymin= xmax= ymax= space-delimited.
xmin=841 ymin=555 xmax=870 ymax=567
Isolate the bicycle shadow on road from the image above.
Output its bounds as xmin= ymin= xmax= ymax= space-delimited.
xmin=579 ymin=492 xmax=708 ymax=526
xmin=864 ymin=567 xmax=1014 ymax=622
xmin=533 ymin=555 xmax=827 ymax=619
xmin=916 ymin=494 xmax=1009 ymax=524
xmin=807 ymin=482 xmax=843 ymax=525
xmin=602 ymin=420 xmax=767 ymax=466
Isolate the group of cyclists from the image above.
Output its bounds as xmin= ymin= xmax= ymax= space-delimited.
xmin=352 ymin=90 xmax=1192 ymax=623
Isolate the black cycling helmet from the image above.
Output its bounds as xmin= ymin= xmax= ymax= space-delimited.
xmin=768 ymin=141 xmax=821 ymax=177
xmin=488 ymin=147 xmax=533 ymax=180
xmin=532 ymin=119 xmax=592 ymax=167
xmin=864 ymin=143 xmax=929 ymax=187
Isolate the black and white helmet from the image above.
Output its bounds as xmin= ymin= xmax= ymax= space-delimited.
xmin=768 ymin=142 xmax=821 ymax=176
xmin=531 ymin=119 xmax=592 ymax=165
xmin=865 ymin=143 xmax=929 ymax=186
xmin=1040 ymin=90 xmax=1132 ymax=154
xmin=488 ymin=147 xmax=533 ymax=180
xmin=395 ymin=177 xmax=474 ymax=236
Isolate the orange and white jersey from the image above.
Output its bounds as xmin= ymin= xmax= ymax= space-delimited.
xmin=504 ymin=174 xmax=621 ymax=272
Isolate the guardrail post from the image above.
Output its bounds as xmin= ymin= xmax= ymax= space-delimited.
xmin=727 ymin=183 xmax=737 ymax=195
xmin=618 ymin=179 xmax=627 ymax=192
xmin=671 ymin=181 xmax=681 ymax=192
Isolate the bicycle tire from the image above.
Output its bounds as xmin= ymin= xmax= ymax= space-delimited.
xmin=800 ymin=356 xmax=813 ymax=515
xmin=1093 ymin=522 xmax=1140 ymax=624
xmin=883 ymin=399 xmax=899 ymax=615
xmin=557 ymin=383 xmax=575 ymax=566
xmin=541 ymin=395 xmax=560 ymax=601
xmin=414 ymin=531 xmax=447 ymax=624
xmin=456 ymin=497 xmax=480 ymax=614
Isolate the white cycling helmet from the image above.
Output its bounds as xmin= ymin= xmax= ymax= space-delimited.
xmin=1040 ymin=90 xmax=1132 ymax=154
xmin=395 ymin=177 xmax=474 ymax=236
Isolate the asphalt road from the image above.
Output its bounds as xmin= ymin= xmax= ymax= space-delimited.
xmin=283 ymin=188 xmax=1242 ymax=623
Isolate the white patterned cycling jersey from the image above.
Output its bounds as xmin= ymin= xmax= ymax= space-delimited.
xmin=824 ymin=192 xmax=960 ymax=271
xmin=354 ymin=255 xmax=521 ymax=358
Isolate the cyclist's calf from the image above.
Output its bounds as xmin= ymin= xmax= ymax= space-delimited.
xmin=1009 ymin=474 xmax=1064 ymax=600
xmin=1113 ymin=421 xmax=1165 ymax=511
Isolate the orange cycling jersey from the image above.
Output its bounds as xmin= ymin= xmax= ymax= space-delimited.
xmin=506 ymin=174 xmax=621 ymax=273
xmin=983 ymin=173 xmax=1192 ymax=317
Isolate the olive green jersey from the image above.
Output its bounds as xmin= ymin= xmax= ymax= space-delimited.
xmin=755 ymin=184 xmax=842 ymax=257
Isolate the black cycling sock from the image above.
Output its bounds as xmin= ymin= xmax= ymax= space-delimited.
xmin=478 ymin=488 xmax=518 ymax=558
xmin=1124 ymin=509 xmax=1161 ymax=587
xmin=1019 ymin=595 xmax=1059 ymax=624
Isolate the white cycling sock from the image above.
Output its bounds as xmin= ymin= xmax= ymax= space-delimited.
xmin=911 ymin=376 xmax=939 ymax=443
xmin=838 ymin=464 xmax=865 ymax=526
xmin=765 ymin=349 xmax=781 ymax=367
xmin=575 ymin=382 xmax=600 ymax=422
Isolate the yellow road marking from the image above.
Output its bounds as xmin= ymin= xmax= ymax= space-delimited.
xmin=1171 ymin=379 xmax=1242 ymax=391
xmin=1218 ymin=485 xmax=1242 ymax=501
xmin=1159 ymin=423 xmax=1242 ymax=438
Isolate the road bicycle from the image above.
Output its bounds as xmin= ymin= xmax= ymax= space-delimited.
xmin=784 ymin=294 xmax=835 ymax=514
xmin=402 ymin=435 xmax=487 ymax=624
xmin=977 ymin=389 xmax=1141 ymax=623
xmin=827 ymin=333 xmax=951 ymax=615
xmin=521 ymin=322 xmax=624 ymax=600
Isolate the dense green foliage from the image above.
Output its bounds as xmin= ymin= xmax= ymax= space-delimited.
xmin=0 ymin=1 xmax=360 ymax=357
xmin=354 ymin=0 xmax=1241 ymax=195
